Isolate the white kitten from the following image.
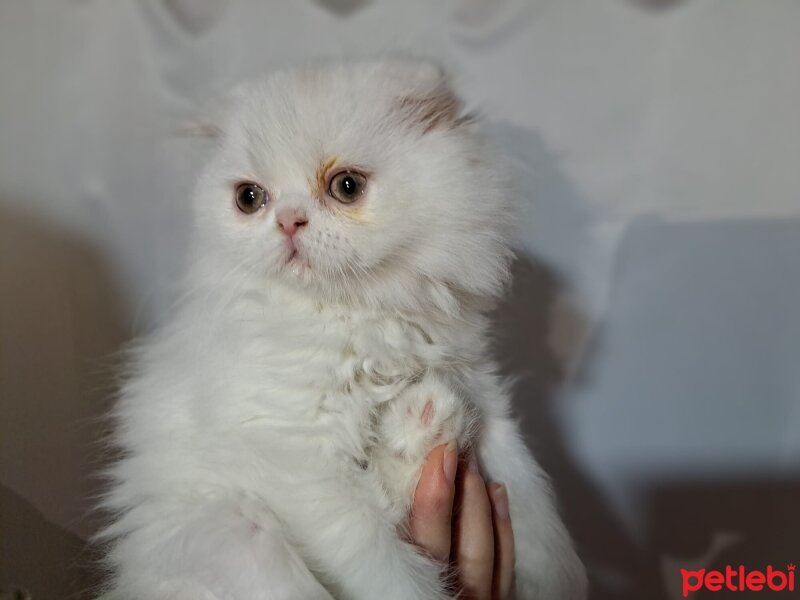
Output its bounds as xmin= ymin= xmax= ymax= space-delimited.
xmin=99 ymin=59 xmax=587 ymax=600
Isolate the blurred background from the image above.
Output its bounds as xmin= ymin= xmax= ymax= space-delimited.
xmin=1 ymin=1 xmax=799 ymax=598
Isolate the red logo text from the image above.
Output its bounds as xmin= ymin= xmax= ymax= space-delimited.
xmin=681 ymin=564 xmax=796 ymax=596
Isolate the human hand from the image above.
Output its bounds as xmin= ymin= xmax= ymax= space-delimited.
xmin=409 ymin=443 xmax=515 ymax=600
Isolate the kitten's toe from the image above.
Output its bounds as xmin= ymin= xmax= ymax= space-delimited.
xmin=419 ymin=399 xmax=434 ymax=426
xmin=380 ymin=378 xmax=469 ymax=463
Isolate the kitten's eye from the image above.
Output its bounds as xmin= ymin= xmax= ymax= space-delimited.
xmin=234 ymin=182 xmax=267 ymax=214
xmin=328 ymin=171 xmax=367 ymax=204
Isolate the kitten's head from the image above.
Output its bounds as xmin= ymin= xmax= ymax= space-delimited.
xmin=192 ymin=59 xmax=515 ymax=313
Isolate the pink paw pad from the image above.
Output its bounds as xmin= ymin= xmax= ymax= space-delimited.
xmin=420 ymin=400 xmax=435 ymax=426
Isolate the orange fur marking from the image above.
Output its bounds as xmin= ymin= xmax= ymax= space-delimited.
xmin=311 ymin=156 xmax=372 ymax=224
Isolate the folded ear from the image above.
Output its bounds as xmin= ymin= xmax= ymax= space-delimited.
xmin=398 ymin=81 xmax=464 ymax=133
xmin=389 ymin=61 xmax=466 ymax=133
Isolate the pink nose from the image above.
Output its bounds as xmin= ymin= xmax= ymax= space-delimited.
xmin=276 ymin=208 xmax=308 ymax=238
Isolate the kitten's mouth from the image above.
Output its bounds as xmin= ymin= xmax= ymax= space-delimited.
xmin=284 ymin=244 xmax=310 ymax=273
xmin=283 ymin=239 xmax=299 ymax=262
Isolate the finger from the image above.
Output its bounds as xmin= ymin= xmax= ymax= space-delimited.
xmin=409 ymin=441 xmax=459 ymax=562
xmin=488 ymin=483 xmax=515 ymax=600
xmin=453 ymin=452 xmax=494 ymax=600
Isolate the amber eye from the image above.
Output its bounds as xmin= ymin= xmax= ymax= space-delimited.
xmin=234 ymin=182 xmax=267 ymax=214
xmin=328 ymin=171 xmax=367 ymax=204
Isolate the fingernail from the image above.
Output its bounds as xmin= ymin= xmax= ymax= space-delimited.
xmin=467 ymin=451 xmax=480 ymax=474
xmin=490 ymin=483 xmax=510 ymax=520
xmin=443 ymin=441 xmax=458 ymax=485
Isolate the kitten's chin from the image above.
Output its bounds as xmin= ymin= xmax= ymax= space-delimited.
xmin=273 ymin=247 xmax=396 ymax=308
xmin=274 ymin=254 xmax=359 ymax=305
xmin=287 ymin=255 xmax=310 ymax=277
xmin=281 ymin=249 xmax=311 ymax=279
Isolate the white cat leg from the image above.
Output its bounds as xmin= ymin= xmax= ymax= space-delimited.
xmin=108 ymin=497 xmax=335 ymax=600
xmin=477 ymin=413 xmax=588 ymax=600
xmin=282 ymin=478 xmax=455 ymax=600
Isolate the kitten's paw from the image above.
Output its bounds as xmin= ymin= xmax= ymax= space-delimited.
xmin=379 ymin=376 xmax=470 ymax=464
xmin=374 ymin=376 xmax=476 ymax=510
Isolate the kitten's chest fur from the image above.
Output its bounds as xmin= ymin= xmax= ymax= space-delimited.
xmin=189 ymin=292 xmax=479 ymax=463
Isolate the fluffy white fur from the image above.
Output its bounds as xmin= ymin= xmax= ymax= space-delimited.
xmin=99 ymin=59 xmax=587 ymax=600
